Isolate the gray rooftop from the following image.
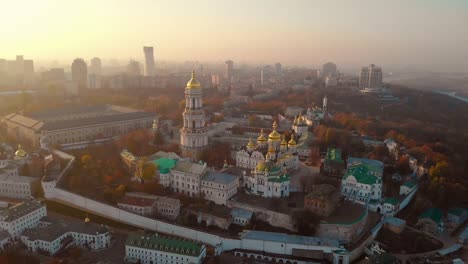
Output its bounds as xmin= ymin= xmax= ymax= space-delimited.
xmin=21 ymin=217 xmax=109 ymax=242
xmin=172 ymin=161 xmax=207 ymax=175
xmin=241 ymin=231 xmax=339 ymax=247
xmin=230 ymin=207 xmax=253 ymax=219
xmin=0 ymin=200 xmax=45 ymax=222
xmin=202 ymin=171 xmax=237 ymax=185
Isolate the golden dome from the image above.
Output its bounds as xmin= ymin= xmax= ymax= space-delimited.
xmin=281 ymin=135 xmax=288 ymax=146
xmin=268 ymin=121 xmax=281 ymax=140
xmin=257 ymin=129 xmax=267 ymax=142
xmin=15 ymin=145 xmax=27 ymax=158
xmin=256 ymin=160 xmax=266 ymax=171
xmin=268 ymin=146 xmax=276 ymax=153
xmin=247 ymin=138 xmax=255 ymax=147
xmin=186 ymin=71 xmax=201 ymax=89
xmin=288 ymin=137 xmax=297 ymax=146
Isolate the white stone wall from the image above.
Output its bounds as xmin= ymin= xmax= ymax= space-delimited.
xmin=43 ymin=185 xmax=349 ymax=263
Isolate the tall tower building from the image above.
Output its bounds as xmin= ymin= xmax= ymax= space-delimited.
xmin=225 ymin=60 xmax=234 ymax=80
xmin=71 ymin=58 xmax=88 ymax=91
xmin=180 ymin=71 xmax=208 ymax=160
xmin=322 ymin=62 xmax=337 ymax=78
xmin=143 ymin=46 xmax=155 ymax=76
xmin=275 ymin=63 xmax=282 ymax=75
xmin=359 ymin=64 xmax=382 ymax=89
xmin=127 ymin=60 xmax=141 ymax=76
xmin=89 ymin=57 xmax=102 ymax=75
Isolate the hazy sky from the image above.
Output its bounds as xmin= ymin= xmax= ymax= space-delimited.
xmin=1 ymin=0 xmax=468 ymax=71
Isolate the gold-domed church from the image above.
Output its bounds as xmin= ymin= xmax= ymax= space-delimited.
xmin=235 ymin=121 xmax=299 ymax=172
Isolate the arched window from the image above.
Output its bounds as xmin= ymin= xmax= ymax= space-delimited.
xmin=192 ymin=121 xmax=196 ymax=128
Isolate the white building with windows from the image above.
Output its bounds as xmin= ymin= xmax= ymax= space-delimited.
xmin=0 ymin=155 xmax=39 ymax=199
xmin=200 ymin=171 xmax=239 ymax=205
xmin=0 ymin=200 xmax=46 ymax=237
xmin=171 ymin=160 xmax=207 ymax=197
xmin=118 ymin=192 xmax=180 ymax=219
xmin=359 ymin=64 xmax=383 ymax=89
xmin=180 ymin=71 xmax=209 ymax=161
xmin=125 ymin=234 xmax=206 ymax=264
xmin=341 ymin=163 xmax=382 ymax=205
xmin=20 ymin=218 xmax=110 ymax=256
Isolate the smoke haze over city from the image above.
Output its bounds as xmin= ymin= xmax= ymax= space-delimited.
xmin=2 ymin=0 xmax=468 ymax=72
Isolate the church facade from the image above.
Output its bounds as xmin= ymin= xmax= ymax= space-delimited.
xmin=235 ymin=122 xmax=299 ymax=172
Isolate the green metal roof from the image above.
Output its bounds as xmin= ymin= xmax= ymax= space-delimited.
xmin=419 ymin=208 xmax=443 ymax=223
xmin=125 ymin=234 xmax=203 ymax=256
xmin=344 ymin=164 xmax=380 ymax=185
xmin=325 ymin=148 xmax=343 ymax=162
xmin=384 ymin=197 xmax=399 ymax=206
xmin=153 ymin=158 xmax=177 ymax=174
xmin=269 ymin=175 xmax=290 ymax=183
xmin=403 ymin=180 xmax=417 ymax=188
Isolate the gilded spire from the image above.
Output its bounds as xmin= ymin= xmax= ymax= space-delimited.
xmin=186 ymin=70 xmax=201 ymax=89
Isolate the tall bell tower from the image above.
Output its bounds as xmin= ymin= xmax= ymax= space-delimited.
xmin=180 ymin=71 xmax=208 ymax=160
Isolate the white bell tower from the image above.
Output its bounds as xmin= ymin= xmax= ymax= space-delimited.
xmin=180 ymin=71 xmax=208 ymax=160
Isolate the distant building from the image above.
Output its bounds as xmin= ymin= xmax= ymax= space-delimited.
xmin=322 ymin=62 xmax=337 ymax=78
xmin=41 ymin=68 xmax=65 ymax=83
xmin=0 ymin=55 xmax=34 ymax=88
xmin=117 ymin=192 xmax=180 ymax=219
xmin=399 ymin=180 xmax=417 ymax=195
xmin=346 ymin=157 xmax=384 ymax=178
xmin=200 ymin=171 xmax=239 ymax=205
xmin=87 ymin=74 xmax=101 ymax=89
xmin=127 ymin=60 xmax=141 ymax=76
xmin=125 ymin=234 xmax=206 ymax=264
xmin=71 ymin=58 xmax=88 ymax=90
xmin=170 ymin=160 xmax=207 ymax=197
xmin=325 ymin=76 xmax=338 ymax=87
xmin=2 ymin=105 xmax=156 ymax=147
xmin=341 ymin=163 xmax=382 ymax=205
xmin=0 ymin=158 xmax=39 ymax=198
xmin=20 ymin=217 xmax=110 ymax=255
xmin=0 ymin=200 xmax=47 ymax=237
xmin=225 ymin=60 xmax=234 ymax=80
xmin=143 ymin=46 xmax=156 ymax=76
xmin=359 ymin=64 xmax=382 ymax=89
xmin=275 ymin=63 xmax=282 ymax=75
xmin=89 ymin=57 xmax=102 ymax=75
xmin=230 ymin=207 xmax=253 ymax=226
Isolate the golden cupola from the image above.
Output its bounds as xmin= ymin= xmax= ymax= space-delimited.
xmin=247 ymin=138 xmax=255 ymax=148
xmin=280 ymin=135 xmax=288 ymax=146
xmin=186 ymin=71 xmax=201 ymax=89
xmin=288 ymin=136 xmax=297 ymax=146
xmin=268 ymin=121 xmax=281 ymax=141
xmin=257 ymin=129 xmax=267 ymax=142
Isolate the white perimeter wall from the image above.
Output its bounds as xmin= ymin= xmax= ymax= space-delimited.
xmin=45 ymin=186 xmax=345 ymax=262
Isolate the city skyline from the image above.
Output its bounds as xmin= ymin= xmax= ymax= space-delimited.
xmin=1 ymin=0 xmax=468 ymax=72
